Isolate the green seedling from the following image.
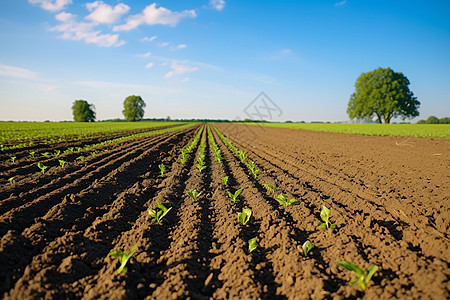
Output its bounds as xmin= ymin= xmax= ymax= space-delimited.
xmin=8 ymin=156 xmax=16 ymax=163
xmin=158 ymin=163 xmax=165 ymax=176
xmin=197 ymin=163 xmax=206 ymax=172
xmin=222 ymin=176 xmax=229 ymax=186
xmin=76 ymin=156 xmax=85 ymax=162
xmin=76 ymin=147 xmax=83 ymax=152
xmin=302 ymin=240 xmax=313 ymax=257
xmin=179 ymin=153 xmax=189 ymax=164
xmin=148 ymin=201 xmax=172 ymax=223
xmin=109 ymin=246 xmax=137 ymax=274
xmin=251 ymin=168 xmax=259 ymax=179
xmin=336 ymin=261 xmax=378 ymax=291
xmin=59 ymin=160 xmax=66 ymax=168
xmin=248 ymin=237 xmax=258 ymax=253
xmin=263 ymin=184 xmax=279 ymax=195
xmin=41 ymin=152 xmax=50 ymax=157
xmin=187 ymin=189 xmax=201 ymax=200
xmin=90 ymin=151 xmax=97 ymax=156
xmin=67 ymin=147 xmax=74 ymax=152
xmin=8 ymin=177 xmax=16 ymax=185
xmin=27 ymin=151 xmax=35 ymax=158
xmin=246 ymin=161 xmax=255 ymax=170
xmin=238 ymin=208 xmax=252 ymax=225
xmin=228 ymin=188 xmax=242 ymax=203
xmin=38 ymin=162 xmax=47 ymax=174
xmin=318 ymin=206 xmax=336 ymax=229
xmin=275 ymin=194 xmax=299 ymax=207
xmin=53 ymin=150 xmax=61 ymax=157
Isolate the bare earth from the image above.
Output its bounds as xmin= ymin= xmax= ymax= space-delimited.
xmin=0 ymin=124 xmax=448 ymax=299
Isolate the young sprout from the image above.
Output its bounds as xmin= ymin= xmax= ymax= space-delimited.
xmin=148 ymin=201 xmax=172 ymax=223
xmin=318 ymin=206 xmax=336 ymax=229
xmin=238 ymin=208 xmax=252 ymax=225
xmin=76 ymin=156 xmax=85 ymax=162
xmin=187 ymin=190 xmax=201 ymax=200
xmin=263 ymin=184 xmax=279 ymax=195
xmin=59 ymin=160 xmax=66 ymax=168
xmin=8 ymin=156 xmax=17 ymax=163
xmin=28 ymin=151 xmax=35 ymax=158
xmin=248 ymin=237 xmax=258 ymax=253
xmin=228 ymin=188 xmax=242 ymax=203
xmin=37 ymin=162 xmax=47 ymax=174
xmin=336 ymin=262 xmax=378 ymax=291
xmin=90 ymin=151 xmax=97 ymax=156
xmin=8 ymin=177 xmax=16 ymax=185
xmin=275 ymin=194 xmax=299 ymax=207
xmin=302 ymin=240 xmax=313 ymax=257
xmin=222 ymin=176 xmax=229 ymax=186
xmin=251 ymin=168 xmax=259 ymax=179
xmin=41 ymin=152 xmax=50 ymax=157
xmin=109 ymin=245 xmax=137 ymax=274
xmin=158 ymin=163 xmax=165 ymax=176
xmin=53 ymin=150 xmax=61 ymax=157
xmin=196 ymin=163 xmax=206 ymax=173
xmin=179 ymin=153 xmax=189 ymax=164
xmin=67 ymin=147 xmax=74 ymax=152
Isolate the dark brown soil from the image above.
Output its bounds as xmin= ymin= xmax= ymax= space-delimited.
xmin=0 ymin=124 xmax=448 ymax=299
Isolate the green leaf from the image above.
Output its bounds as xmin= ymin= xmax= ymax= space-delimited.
xmin=318 ymin=223 xmax=327 ymax=229
xmin=302 ymin=240 xmax=313 ymax=257
xmin=238 ymin=208 xmax=252 ymax=225
xmin=365 ymin=265 xmax=378 ymax=284
xmin=320 ymin=206 xmax=330 ymax=223
xmin=248 ymin=237 xmax=258 ymax=253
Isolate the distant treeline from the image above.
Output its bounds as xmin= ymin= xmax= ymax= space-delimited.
xmin=416 ymin=116 xmax=450 ymax=124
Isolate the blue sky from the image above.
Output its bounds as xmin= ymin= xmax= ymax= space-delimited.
xmin=0 ymin=0 xmax=449 ymax=122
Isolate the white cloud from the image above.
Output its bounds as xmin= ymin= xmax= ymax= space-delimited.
xmin=141 ymin=35 xmax=157 ymax=42
xmin=0 ymin=64 xmax=38 ymax=79
xmin=181 ymin=77 xmax=190 ymax=83
xmin=29 ymin=0 xmax=72 ymax=12
xmin=164 ymin=63 xmax=198 ymax=78
xmin=335 ymin=0 xmax=347 ymax=6
xmin=158 ymin=42 xmax=170 ymax=47
xmin=145 ymin=62 xmax=154 ymax=69
xmin=52 ymin=12 xmax=125 ymax=47
xmin=174 ymin=44 xmax=187 ymax=50
xmin=137 ymin=52 xmax=151 ymax=58
xmin=85 ymin=1 xmax=130 ymax=24
xmin=210 ymin=0 xmax=225 ymax=11
xmin=113 ymin=3 xmax=196 ymax=31
xmin=282 ymin=49 xmax=292 ymax=54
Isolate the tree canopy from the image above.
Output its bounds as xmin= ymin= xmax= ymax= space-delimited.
xmin=123 ymin=95 xmax=146 ymax=121
xmin=347 ymin=67 xmax=420 ymax=124
xmin=72 ymin=100 xmax=96 ymax=122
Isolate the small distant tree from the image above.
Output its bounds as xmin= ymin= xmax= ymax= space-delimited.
xmin=72 ymin=100 xmax=96 ymax=122
xmin=426 ymin=116 xmax=440 ymax=124
xmin=123 ymin=95 xmax=146 ymax=121
xmin=347 ymin=67 xmax=420 ymax=124
xmin=439 ymin=117 xmax=450 ymax=124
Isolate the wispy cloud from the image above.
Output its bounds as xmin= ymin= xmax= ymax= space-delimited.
xmin=335 ymin=0 xmax=347 ymax=6
xmin=0 ymin=64 xmax=38 ymax=79
xmin=113 ymin=3 xmax=196 ymax=31
xmin=158 ymin=42 xmax=170 ymax=47
xmin=173 ymin=44 xmax=187 ymax=50
xmin=137 ymin=52 xmax=151 ymax=58
xmin=52 ymin=12 xmax=125 ymax=47
xmin=85 ymin=1 xmax=130 ymax=24
xmin=141 ymin=35 xmax=157 ymax=42
xmin=145 ymin=62 xmax=154 ymax=69
xmin=210 ymin=0 xmax=226 ymax=11
xmin=164 ymin=63 xmax=198 ymax=78
xmin=29 ymin=0 xmax=72 ymax=12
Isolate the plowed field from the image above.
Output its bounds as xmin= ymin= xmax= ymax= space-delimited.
xmin=0 ymin=123 xmax=448 ymax=299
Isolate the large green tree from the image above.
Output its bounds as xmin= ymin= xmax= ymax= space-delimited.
xmin=72 ymin=100 xmax=96 ymax=122
xmin=347 ymin=67 xmax=420 ymax=124
xmin=123 ymin=95 xmax=146 ymax=121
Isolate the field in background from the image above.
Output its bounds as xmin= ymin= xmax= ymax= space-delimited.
xmin=245 ymin=123 xmax=450 ymax=138
xmin=0 ymin=121 xmax=180 ymax=144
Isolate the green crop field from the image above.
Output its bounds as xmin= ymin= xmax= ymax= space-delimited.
xmin=0 ymin=121 xmax=181 ymax=144
xmin=245 ymin=123 xmax=450 ymax=138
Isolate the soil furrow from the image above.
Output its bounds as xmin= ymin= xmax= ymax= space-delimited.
xmin=0 ymin=127 xmax=197 ymax=297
